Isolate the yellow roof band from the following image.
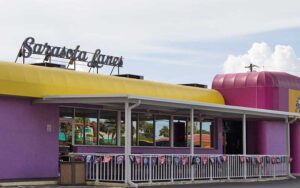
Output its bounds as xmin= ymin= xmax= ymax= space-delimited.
xmin=0 ymin=61 xmax=224 ymax=104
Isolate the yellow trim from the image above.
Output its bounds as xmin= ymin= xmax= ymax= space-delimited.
xmin=288 ymin=89 xmax=300 ymax=113
xmin=0 ymin=61 xmax=224 ymax=104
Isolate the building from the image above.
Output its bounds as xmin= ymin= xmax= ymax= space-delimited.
xmin=0 ymin=60 xmax=299 ymax=186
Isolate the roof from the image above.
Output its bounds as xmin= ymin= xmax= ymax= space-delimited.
xmin=212 ymin=71 xmax=300 ymax=89
xmin=0 ymin=61 xmax=224 ymax=104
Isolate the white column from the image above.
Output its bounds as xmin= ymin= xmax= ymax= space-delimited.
xmin=170 ymin=116 xmax=174 ymax=147
xmin=124 ymin=101 xmax=140 ymax=184
xmin=117 ymin=111 xmax=121 ymax=146
xmin=124 ymin=102 xmax=131 ymax=184
xmin=243 ymin=114 xmax=247 ymax=179
xmin=190 ymin=108 xmax=194 ymax=181
xmin=285 ymin=117 xmax=291 ymax=175
xmin=190 ymin=108 xmax=194 ymax=155
xmin=243 ymin=114 xmax=247 ymax=155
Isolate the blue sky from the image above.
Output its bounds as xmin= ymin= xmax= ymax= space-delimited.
xmin=1 ymin=0 xmax=300 ymax=87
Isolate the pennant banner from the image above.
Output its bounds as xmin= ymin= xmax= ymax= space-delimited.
xmin=116 ymin=155 xmax=124 ymax=165
xmin=271 ymin=157 xmax=276 ymax=164
xmin=103 ymin=156 xmax=112 ymax=163
xmin=94 ymin=157 xmax=102 ymax=164
xmin=151 ymin=157 xmax=158 ymax=166
xmin=217 ymin=156 xmax=223 ymax=165
xmin=209 ymin=156 xmax=215 ymax=164
xmin=130 ymin=155 xmax=136 ymax=164
xmin=143 ymin=157 xmax=149 ymax=166
xmin=202 ymin=157 xmax=208 ymax=165
xmin=256 ymin=156 xmax=262 ymax=164
xmin=174 ymin=157 xmax=181 ymax=166
xmin=135 ymin=156 xmax=142 ymax=165
xmin=159 ymin=156 xmax=166 ymax=165
xmin=192 ymin=156 xmax=201 ymax=165
xmin=182 ymin=156 xmax=189 ymax=165
xmin=240 ymin=156 xmax=245 ymax=163
xmin=86 ymin=155 xmax=92 ymax=163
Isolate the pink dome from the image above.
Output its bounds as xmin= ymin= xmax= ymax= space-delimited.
xmin=212 ymin=71 xmax=300 ymax=89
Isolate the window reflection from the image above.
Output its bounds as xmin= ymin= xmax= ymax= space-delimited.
xmin=138 ymin=114 xmax=154 ymax=146
xmin=155 ymin=116 xmax=170 ymax=146
xmin=74 ymin=108 xmax=97 ymax=145
xmin=99 ymin=111 xmax=117 ymax=145
xmin=193 ymin=121 xmax=201 ymax=147
xmin=59 ymin=107 xmax=74 ymax=145
xmin=201 ymin=121 xmax=214 ymax=148
xmin=59 ymin=107 xmax=216 ymax=149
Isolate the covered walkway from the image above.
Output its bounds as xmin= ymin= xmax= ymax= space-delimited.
xmin=36 ymin=94 xmax=299 ymax=186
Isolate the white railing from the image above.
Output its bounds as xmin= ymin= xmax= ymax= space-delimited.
xmin=67 ymin=153 xmax=290 ymax=183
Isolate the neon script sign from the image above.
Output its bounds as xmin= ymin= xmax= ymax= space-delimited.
xmin=20 ymin=37 xmax=123 ymax=68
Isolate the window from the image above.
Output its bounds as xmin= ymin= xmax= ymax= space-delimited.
xmin=121 ymin=113 xmax=138 ymax=146
xmin=99 ymin=111 xmax=117 ymax=145
xmin=138 ymin=114 xmax=154 ymax=146
xmin=74 ymin=108 xmax=98 ymax=145
xmin=193 ymin=121 xmax=201 ymax=147
xmin=155 ymin=116 xmax=170 ymax=146
xmin=59 ymin=107 xmax=74 ymax=145
xmin=84 ymin=110 xmax=98 ymax=145
xmin=173 ymin=117 xmax=188 ymax=147
xmin=132 ymin=114 xmax=138 ymax=146
xmin=201 ymin=120 xmax=214 ymax=148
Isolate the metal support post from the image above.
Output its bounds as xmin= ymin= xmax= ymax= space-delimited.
xmin=286 ymin=117 xmax=291 ymax=176
xmin=243 ymin=114 xmax=247 ymax=179
xmin=124 ymin=101 xmax=141 ymax=186
xmin=170 ymin=116 xmax=174 ymax=147
xmin=190 ymin=108 xmax=194 ymax=181
xmin=124 ymin=102 xmax=130 ymax=184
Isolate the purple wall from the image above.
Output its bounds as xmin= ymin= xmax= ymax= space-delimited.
xmin=247 ymin=121 xmax=286 ymax=155
xmin=0 ymin=96 xmax=59 ymax=180
xmin=291 ymin=123 xmax=300 ymax=175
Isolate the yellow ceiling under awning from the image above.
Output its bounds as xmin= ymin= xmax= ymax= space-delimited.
xmin=0 ymin=61 xmax=224 ymax=104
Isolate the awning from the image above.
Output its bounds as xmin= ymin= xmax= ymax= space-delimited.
xmin=34 ymin=94 xmax=300 ymax=119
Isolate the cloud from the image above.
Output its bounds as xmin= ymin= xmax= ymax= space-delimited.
xmin=223 ymin=42 xmax=300 ymax=75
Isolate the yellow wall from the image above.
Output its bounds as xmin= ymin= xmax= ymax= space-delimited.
xmin=0 ymin=61 xmax=224 ymax=104
xmin=288 ymin=89 xmax=300 ymax=113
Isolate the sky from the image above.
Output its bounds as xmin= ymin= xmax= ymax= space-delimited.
xmin=1 ymin=0 xmax=300 ymax=87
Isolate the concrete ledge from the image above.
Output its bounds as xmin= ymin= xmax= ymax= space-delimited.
xmin=89 ymin=181 xmax=127 ymax=187
xmin=0 ymin=180 xmax=58 ymax=187
xmin=87 ymin=176 xmax=291 ymax=187
xmin=138 ymin=177 xmax=290 ymax=187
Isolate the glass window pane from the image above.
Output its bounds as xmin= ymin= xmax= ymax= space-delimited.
xmin=194 ymin=121 xmax=201 ymax=147
xmin=74 ymin=108 xmax=98 ymax=145
xmin=74 ymin=109 xmax=85 ymax=145
xmin=99 ymin=111 xmax=117 ymax=145
xmin=121 ymin=113 xmax=138 ymax=146
xmin=173 ymin=118 xmax=187 ymax=147
xmin=59 ymin=107 xmax=73 ymax=145
xmin=155 ymin=116 xmax=170 ymax=146
xmin=138 ymin=114 xmax=154 ymax=146
xmin=84 ymin=110 xmax=98 ymax=145
xmin=132 ymin=114 xmax=137 ymax=146
xmin=201 ymin=121 xmax=214 ymax=148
